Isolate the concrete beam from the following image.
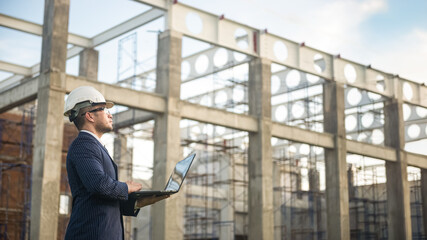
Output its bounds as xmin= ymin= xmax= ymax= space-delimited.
xmin=0 ymin=75 xmax=25 ymax=91
xmin=272 ymin=123 xmax=334 ymax=149
xmin=113 ymin=109 xmax=155 ymax=129
xmin=0 ymin=60 xmax=32 ymax=76
xmin=92 ymin=8 xmax=164 ymax=47
xmin=0 ymin=13 xmax=42 ymax=35
xmin=346 ymin=140 xmax=396 ymax=162
xmin=181 ymin=101 xmax=258 ymax=132
xmin=166 ymin=3 xmax=427 ymax=108
xmin=132 ymin=0 xmax=168 ymax=10
xmin=0 ymin=77 xmax=38 ymax=113
xmin=0 ymin=13 xmax=90 ymax=47
xmin=407 ymin=152 xmax=427 ymax=169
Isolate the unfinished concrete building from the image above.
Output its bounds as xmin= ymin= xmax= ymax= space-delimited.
xmin=1 ymin=0 xmax=427 ymax=239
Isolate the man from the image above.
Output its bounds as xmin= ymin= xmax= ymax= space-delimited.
xmin=63 ymin=86 xmax=168 ymax=239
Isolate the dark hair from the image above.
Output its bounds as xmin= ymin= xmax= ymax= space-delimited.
xmin=72 ymin=106 xmax=92 ymax=130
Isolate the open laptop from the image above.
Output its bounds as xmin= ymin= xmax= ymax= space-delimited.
xmin=129 ymin=153 xmax=196 ymax=199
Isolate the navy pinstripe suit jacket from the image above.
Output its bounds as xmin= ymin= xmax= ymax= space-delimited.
xmin=65 ymin=132 xmax=139 ymax=240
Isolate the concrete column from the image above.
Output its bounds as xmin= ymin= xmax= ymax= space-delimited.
xmin=273 ymin=163 xmax=282 ymax=240
xmin=152 ymin=30 xmax=183 ymax=240
xmin=248 ymin=58 xmax=274 ymax=240
xmin=79 ymin=48 xmax=99 ymax=80
xmin=30 ymin=0 xmax=69 ymax=239
xmin=114 ymin=134 xmax=133 ymax=239
xmin=384 ymin=98 xmax=412 ymax=239
xmin=218 ymin=155 xmax=234 ymax=240
xmin=421 ymin=169 xmax=427 ymax=237
xmin=323 ymin=81 xmax=350 ymax=240
xmin=113 ymin=134 xmax=133 ymax=181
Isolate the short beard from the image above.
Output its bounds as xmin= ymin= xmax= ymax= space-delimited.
xmin=95 ymin=122 xmax=113 ymax=134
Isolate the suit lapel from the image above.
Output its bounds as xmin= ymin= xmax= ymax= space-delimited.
xmin=79 ymin=132 xmax=119 ymax=179
xmin=99 ymin=143 xmax=118 ymax=173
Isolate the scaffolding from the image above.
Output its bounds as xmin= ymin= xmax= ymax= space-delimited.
xmin=272 ymin=139 xmax=327 ymax=240
xmin=348 ymin=160 xmax=388 ymax=240
xmin=0 ymin=106 xmax=34 ymax=240
xmin=180 ymin=120 xmax=249 ymax=240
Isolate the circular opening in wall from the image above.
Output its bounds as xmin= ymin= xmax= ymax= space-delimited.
xmin=371 ymin=129 xmax=384 ymax=145
xmin=233 ymin=52 xmax=246 ymax=62
xmin=274 ymin=41 xmax=288 ymax=61
xmin=416 ymin=106 xmax=427 ymax=118
xmin=216 ymin=126 xmax=226 ymax=135
xmin=286 ymin=70 xmax=301 ymax=88
xmin=299 ymin=144 xmax=310 ymax=155
xmin=403 ymin=82 xmax=414 ymax=101
xmin=181 ymin=61 xmax=190 ymax=80
xmin=190 ymin=126 xmax=201 ymax=139
xmin=206 ymin=125 xmax=214 ymax=135
xmin=288 ymin=145 xmax=297 ymax=154
xmin=214 ymin=90 xmax=228 ymax=105
xmin=200 ymin=95 xmax=212 ymax=107
xmin=344 ymin=64 xmax=357 ymax=83
xmin=408 ymin=124 xmax=421 ymax=139
xmin=347 ymin=88 xmax=362 ymax=106
xmin=271 ymin=75 xmax=281 ymax=94
xmin=306 ymin=73 xmax=320 ymax=84
xmin=234 ymin=28 xmax=249 ymax=50
xmin=291 ymin=101 xmax=305 ymax=119
xmin=195 ymin=54 xmax=209 ymax=74
xmin=376 ymin=75 xmax=386 ymax=92
xmin=345 ymin=115 xmax=357 ymax=131
xmin=403 ymin=104 xmax=411 ymax=121
xmin=186 ymin=12 xmax=203 ymax=35
xmin=233 ymin=87 xmax=245 ymax=102
xmin=275 ymin=105 xmax=288 ymax=122
xmin=313 ymin=146 xmax=323 ymax=155
xmin=213 ymin=48 xmax=228 ymax=67
xmin=361 ymin=112 xmax=374 ymax=128
xmin=313 ymin=54 xmax=325 ymax=73
xmin=271 ymin=137 xmax=278 ymax=146
xmin=367 ymin=92 xmax=382 ymax=101
xmin=357 ymin=132 xmax=367 ymax=142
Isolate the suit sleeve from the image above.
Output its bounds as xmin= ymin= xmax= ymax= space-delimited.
xmin=70 ymin=142 xmax=128 ymax=200
xmin=120 ymin=198 xmax=140 ymax=216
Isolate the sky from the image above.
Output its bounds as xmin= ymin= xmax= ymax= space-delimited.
xmin=1 ymin=0 xmax=427 ymax=84
xmin=1 ymin=0 xmax=426 ymax=170
xmin=179 ymin=0 xmax=427 ymax=84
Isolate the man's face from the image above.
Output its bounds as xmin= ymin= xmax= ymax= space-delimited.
xmin=89 ymin=104 xmax=113 ymax=133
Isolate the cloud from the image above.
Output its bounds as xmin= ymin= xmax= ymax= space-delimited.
xmin=369 ymin=28 xmax=427 ymax=83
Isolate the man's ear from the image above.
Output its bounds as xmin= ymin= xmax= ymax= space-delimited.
xmin=84 ymin=112 xmax=95 ymax=123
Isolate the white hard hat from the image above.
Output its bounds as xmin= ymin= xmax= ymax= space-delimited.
xmin=64 ymin=86 xmax=114 ymax=121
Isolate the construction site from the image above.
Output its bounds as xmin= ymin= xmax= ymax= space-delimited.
xmin=1 ymin=0 xmax=427 ymax=240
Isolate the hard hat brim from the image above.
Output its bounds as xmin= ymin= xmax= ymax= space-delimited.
xmin=106 ymin=101 xmax=114 ymax=109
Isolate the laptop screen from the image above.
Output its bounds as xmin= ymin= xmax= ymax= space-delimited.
xmin=164 ymin=153 xmax=195 ymax=191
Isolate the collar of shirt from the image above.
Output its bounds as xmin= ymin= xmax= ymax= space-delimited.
xmin=80 ymin=130 xmax=104 ymax=146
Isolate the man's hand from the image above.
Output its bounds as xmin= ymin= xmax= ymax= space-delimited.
xmin=136 ymin=195 xmax=170 ymax=209
xmin=126 ymin=181 xmax=142 ymax=193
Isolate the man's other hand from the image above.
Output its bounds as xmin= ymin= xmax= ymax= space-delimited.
xmin=126 ymin=181 xmax=142 ymax=193
xmin=136 ymin=195 xmax=170 ymax=208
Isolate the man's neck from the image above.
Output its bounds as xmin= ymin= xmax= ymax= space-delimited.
xmin=80 ymin=127 xmax=103 ymax=139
